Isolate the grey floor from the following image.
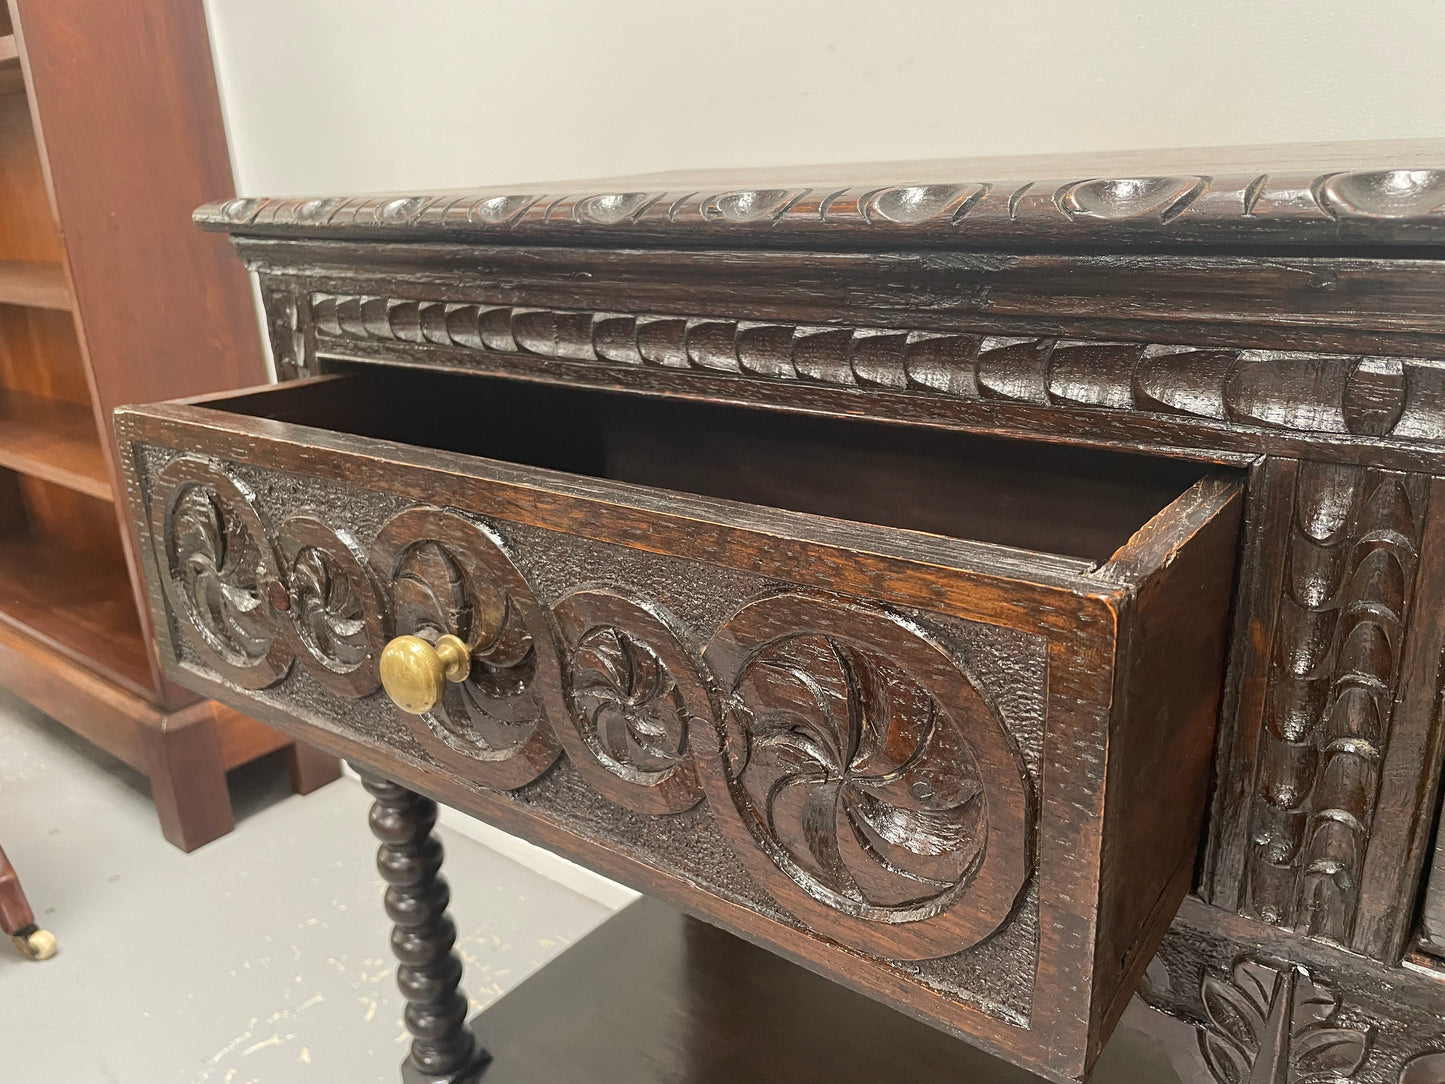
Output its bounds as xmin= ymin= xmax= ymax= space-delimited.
xmin=0 ymin=693 xmax=617 ymax=1084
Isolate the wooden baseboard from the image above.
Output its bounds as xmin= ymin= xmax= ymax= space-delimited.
xmin=0 ymin=615 xmax=159 ymax=768
xmin=0 ymin=619 xmax=333 ymax=849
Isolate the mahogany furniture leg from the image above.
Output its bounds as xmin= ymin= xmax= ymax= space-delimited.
xmin=285 ymin=742 xmax=343 ymax=795
xmin=0 ymin=843 xmax=56 ymax=960
xmin=357 ymin=765 xmax=489 ymax=1084
xmin=146 ymin=710 xmax=234 ymax=853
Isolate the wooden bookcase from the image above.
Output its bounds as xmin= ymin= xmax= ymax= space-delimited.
xmin=0 ymin=0 xmax=338 ymax=850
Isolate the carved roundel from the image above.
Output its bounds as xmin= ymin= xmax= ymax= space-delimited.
xmin=698 ymin=594 xmax=1031 ymax=961
xmin=152 ymin=456 xmax=291 ymax=689
xmin=275 ymin=513 xmax=388 ymax=697
xmin=552 ymin=589 xmax=707 ymax=815
xmin=371 ymin=507 xmax=562 ymax=790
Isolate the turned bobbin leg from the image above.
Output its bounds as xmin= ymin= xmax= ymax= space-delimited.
xmin=355 ymin=765 xmax=489 ymax=1084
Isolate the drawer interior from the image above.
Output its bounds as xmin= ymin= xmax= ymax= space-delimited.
xmin=210 ymin=367 xmax=1226 ymax=564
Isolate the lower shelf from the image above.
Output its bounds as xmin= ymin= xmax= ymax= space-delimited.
xmin=464 ymin=897 xmax=1188 ymax=1084
xmin=0 ymin=389 xmax=110 ymax=499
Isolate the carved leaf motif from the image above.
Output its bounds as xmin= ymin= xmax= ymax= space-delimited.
xmin=1196 ymin=958 xmax=1369 ymax=1084
xmin=392 ymin=539 xmax=468 ymax=634
xmin=704 ymin=188 xmax=801 ymax=222
xmin=862 ymin=183 xmax=986 ymax=224
xmin=1060 ymin=175 xmax=1204 ymax=221
xmin=736 ymin=633 xmax=986 ymax=910
xmin=1320 ymin=170 xmax=1445 ymax=218
xmin=1200 ymin=963 xmax=1270 ymax=1082
xmin=371 ymin=507 xmax=561 ymax=791
xmin=1293 ymin=1024 xmax=1368 ymax=1082
xmin=459 ymin=591 xmax=539 ymax=721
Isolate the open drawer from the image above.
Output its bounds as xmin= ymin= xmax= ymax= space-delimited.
xmin=116 ymin=367 xmax=1241 ymax=1082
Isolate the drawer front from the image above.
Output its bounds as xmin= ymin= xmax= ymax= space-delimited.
xmin=117 ymin=393 xmax=1239 ymax=1082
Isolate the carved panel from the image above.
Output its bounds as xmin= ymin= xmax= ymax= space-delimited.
xmin=305 ymin=293 xmax=1445 ymax=448
xmin=553 ymin=589 xmax=705 ymax=815
xmin=372 ymin=507 xmax=565 ymax=791
xmin=147 ymin=457 xmax=1037 ymax=965
xmin=700 ymin=594 xmax=1030 ymax=960
xmin=1241 ymin=463 xmax=1426 ymax=944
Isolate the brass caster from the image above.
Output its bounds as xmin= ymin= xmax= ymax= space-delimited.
xmin=12 ymin=924 xmax=57 ymax=960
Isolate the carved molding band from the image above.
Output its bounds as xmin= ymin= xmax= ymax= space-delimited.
xmin=152 ymin=458 xmax=1030 ymax=960
xmin=198 ymin=168 xmax=1445 ymax=246
xmin=1243 ymin=463 xmax=1424 ymax=944
xmin=306 ymin=293 xmax=1445 ymax=447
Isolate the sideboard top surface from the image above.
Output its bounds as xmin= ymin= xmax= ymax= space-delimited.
xmin=197 ymin=140 xmax=1445 ymax=252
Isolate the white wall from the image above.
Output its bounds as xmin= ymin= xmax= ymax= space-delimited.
xmin=204 ymin=0 xmax=1445 ymax=197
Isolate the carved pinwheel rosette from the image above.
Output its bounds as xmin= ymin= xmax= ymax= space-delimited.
xmin=553 ymin=590 xmax=707 ymax=814
xmin=275 ymin=513 xmax=388 ymax=697
xmin=371 ymin=507 xmax=563 ymax=789
xmin=152 ymin=457 xmax=291 ymax=688
xmin=699 ymin=594 xmax=1032 ymax=961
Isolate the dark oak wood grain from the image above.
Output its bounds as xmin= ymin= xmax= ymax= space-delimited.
xmin=116 ymin=147 xmax=1445 ymax=1080
xmin=116 ymin=364 xmax=1241 ymax=1081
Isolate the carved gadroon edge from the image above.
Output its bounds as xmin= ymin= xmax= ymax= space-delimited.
xmin=148 ymin=456 xmax=1033 ymax=966
xmin=196 ymin=168 xmax=1445 ymax=247
xmin=296 ymin=291 xmax=1445 ymax=449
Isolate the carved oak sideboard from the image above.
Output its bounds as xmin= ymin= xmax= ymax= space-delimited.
xmin=116 ymin=145 xmax=1445 ymax=1083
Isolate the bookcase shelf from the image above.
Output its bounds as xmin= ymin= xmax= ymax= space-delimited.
xmin=0 ymin=519 xmax=150 ymax=696
xmin=0 ymin=389 xmax=108 ymax=498
xmin=0 ymin=0 xmax=339 ymax=851
xmin=0 ymin=259 xmax=68 ymax=309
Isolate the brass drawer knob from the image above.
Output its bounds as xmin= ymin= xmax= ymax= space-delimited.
xmin=379 ymin=634 xmax=471 ymax=714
